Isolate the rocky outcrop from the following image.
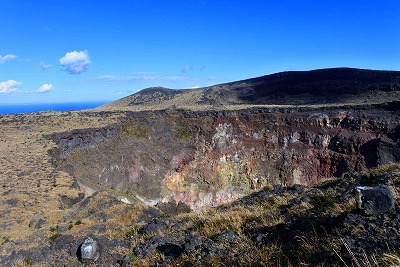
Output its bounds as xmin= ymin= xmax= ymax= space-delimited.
xmin=3 ymin=167 xmax=399 ymax=266
xmin=28 ymin=213 xmax=46 ymax=229
xmin=128 ymin=169 xmax=400 ymax=266
xmin=48 ymin=103 xmax=400 ymax=209
xmin=47 ymin=124 xmax=120 ymax=163
xmin=355 ymin=185 xmax=394 ymax=215
xmin=78 ymin=236 xmax=100 ymax=264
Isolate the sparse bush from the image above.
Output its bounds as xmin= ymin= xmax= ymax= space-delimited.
xmin=262 ymin=184 xmax=273 ymax=192
xmin=371 ymin=163 xmax=400 ymax=174
xmin=175 ymin=128 xmax=191 ymax=140
xmin=124 ymin=223 xmax=145 ymax=238
xmin=121 ymin=119 xmax=149 ymax=139
xmin=309 ymin=192 xmax=338 ymax=209
xmin=49 ymin=233 xmax=61 ymax=245
xmin=193 ymin=218 xmax=206 ymax=231
xmin=22 ymin=256 xmax=33 ymax=266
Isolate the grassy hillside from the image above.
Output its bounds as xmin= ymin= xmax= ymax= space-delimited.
xmin=100 ymin=68 xmax=400 ymax=111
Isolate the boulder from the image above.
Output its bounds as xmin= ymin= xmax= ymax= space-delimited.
xmin=212 ymin=229 xmax=239 ymax=244
xmin=119 ymin=255 xmax=131 ymax=267
xmin=78 ymin=236 xmax=100 ymax=264
xmin=156 ymin=200 xmax=191 ymax=216
xmin=134 ymin=234 xmax=185 ymax=259
xmin=139 ymin=218 xmax=168 ymax=235
xmin=354 ymin=185 xmax=394 ymax=215
xmin=28 ymin=213 xmax=46 ymax=229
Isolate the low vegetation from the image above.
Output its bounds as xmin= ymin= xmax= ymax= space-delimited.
xmin=123 ymin=166 xmax=400 ymax=266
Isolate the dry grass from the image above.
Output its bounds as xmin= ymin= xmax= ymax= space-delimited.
xmin=333 ymin=239 xmax=400 ymax=267
xmin=0 ymin=96 xmax=399 ymax=265
xmin=291 ymin=233 xmax=400 ymax=267
xmin=382 ymin=253 xmax=400 ymax=267
xmin=98 ymin=84 xmax=400 ymax=113
xmin=371 ymin=163 xmax=400 ymax=174
xmin=0 ymin=110 xmax=126 ymax=257
xmin=176 ymin=198 xmax=287 ymax=238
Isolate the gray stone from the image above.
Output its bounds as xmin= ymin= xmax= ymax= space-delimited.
xmin=6 ymin=198 xmax=19 ymax=206
xmin=139 ymin=218 xmax=168 ymax=235
xmin=50 ymin=234 xmax=75 ymax=251
xmin=184 ymin=235 xmax=206 ymax=252
xmin=23 ymin=201 xmax=32 ymax=207
xmin=134 ymin=235 xmax=184 ymax=258
xmin=120 ymin=255 xmax=131 ymax=267
xmin=212 ymin=229 xmax=239 ymax=244
xmin=34 ymin=218 xmax=46 ymax=229
xmin=79 ymin=236 xmax=100 ymax=263
xmin=28 ymin=213 xmax=46 ymax=228
xmin=355 ymin=185 xmax=394 ymax=215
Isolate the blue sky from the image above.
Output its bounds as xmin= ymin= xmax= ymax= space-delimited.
xmin=1 ymin=0 xmax=399 ymax=104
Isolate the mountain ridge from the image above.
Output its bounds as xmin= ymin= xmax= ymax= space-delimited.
xmin=101 ymin=67 xmax=400 ymax=110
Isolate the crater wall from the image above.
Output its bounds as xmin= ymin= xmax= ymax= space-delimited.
xmin=48 ymin=104 xmax=400 ymax=209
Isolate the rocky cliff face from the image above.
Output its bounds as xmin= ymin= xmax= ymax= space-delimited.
xmin=49 ymin=103 xmax=400 ymax=210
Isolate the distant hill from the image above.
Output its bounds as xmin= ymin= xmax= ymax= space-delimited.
xmin=101 ymin=68 xmax=400 ymax=110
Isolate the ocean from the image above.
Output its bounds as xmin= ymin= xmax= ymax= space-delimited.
xmin=0 ymin=101 xmax=108 ymax=114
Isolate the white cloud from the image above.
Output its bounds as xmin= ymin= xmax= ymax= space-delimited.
xmin=59 ymin=50 xmax=91 ymax=74
xmin=89 ymin=73 xmax=217 ymax=89
xmin=0 ymin=54 xmax=17 ymax=63
xmin=94 ymin=74 xmax=185 ymax=82
xmin=40 ymin=61 xmax=53 ymax=70
xmin=181 ymin=64 xmax=194 ymax=73
xmin=37 ymin=83 xmax=54 ymax=93
xmin=0 ymin=80 xmax=21 ymax=93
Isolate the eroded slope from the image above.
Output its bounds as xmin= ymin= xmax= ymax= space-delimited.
xmin=50 ymin=103 xmax=400 ymax=210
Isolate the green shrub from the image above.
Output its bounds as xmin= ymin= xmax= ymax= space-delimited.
xmin=49 ymin=233 xmax=62 ymax=245
xmin=23 ymin=256 xmax=33 ymax=266
xmin=309 ymin=192 xmax=337 ymax=209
